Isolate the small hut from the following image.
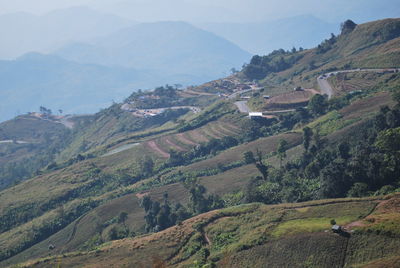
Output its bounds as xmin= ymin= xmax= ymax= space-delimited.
xmin=331 ymin=225 xmax=342 ymax=233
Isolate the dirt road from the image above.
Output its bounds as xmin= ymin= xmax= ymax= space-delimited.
xmin=0 ymin=140 xmax=30 ymax=144
xmin=234 ymin=101 xmax=251 ymax=113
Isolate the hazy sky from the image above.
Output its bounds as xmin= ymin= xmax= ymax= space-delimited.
xmin=0 ymin=0 xmax=398 ymax=23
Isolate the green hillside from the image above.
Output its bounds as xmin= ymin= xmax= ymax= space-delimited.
xmin=0 ymin=18 xmax=400 ymax=267
xmin=16 ymin=194 xmax=400 ymax=268
xmin=0 ymin=115 xmax=72 ymax=190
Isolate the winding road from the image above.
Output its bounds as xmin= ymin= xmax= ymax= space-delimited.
xmin=317 ymin=75 xmax=334 ymax=99
xmin=235 ymin=68 xmax=400 ymax=113
xmin=318 ymin=68 xmax=400 ymax=99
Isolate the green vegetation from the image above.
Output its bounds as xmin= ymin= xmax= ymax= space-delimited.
xmin=0 ymin=18 xmax=400 ymax=268
xmin=0 ymin=116 xmax=72 ymax=190
xmin=18 ymin=195 xmax=400 ymax=268
xmin=243 ymin=49 xmax=304 ymax=80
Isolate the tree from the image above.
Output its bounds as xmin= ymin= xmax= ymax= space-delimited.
xmin=277 ymin=139 xmax=289 ymax=167
xmin=338 ymin=141 xmax=351 ymax=159
xmin=157 ymin=199 xmax=172 ymax=230
xmin=340 ymin=19 xmax=357 ymax=34
xmin=309 ymin=94 xmax=327 ymax=115
xmin=139 ymin=156 xmax=154 ymax=177
xmin=244 ymin=177 xmax=263 ymax=203
xmin=303 ymin=127 xmax=313 ymax=152
xmin=375 ymin=127 xmax=400 ymax=153
xmin=173 ymin=84 xmax=182 ymax=90
xmin=243 ymin=151 xmax=256 ymax=164
xmin=118 ymin=212 xmax=128 ymax=229
xmin=393 ymin=87 xmax=400 ymax=104
xmin=140 ymin=196 xmax=153 ymax=212
xmin=189 ymin=184 xmax=208 ymax=214
xmin=254 ymin=149 xmax=269 ymax=180
xmin=374 ymin=127 xmax=400 ymax=182
xmin=39 ymin=106 xmax=52 ymax=116
xmin=188 ymin=184 xmax=223 ymax=214
xmin=168 ymin=150 xmax=185 ymax=167
xmin=318 ymin=160 xmax=351 ymax=198
xmin=347 ymin=183 xmax=369 ymax=197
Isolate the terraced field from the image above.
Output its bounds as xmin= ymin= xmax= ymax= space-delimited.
xmin=143 ymin=121 xmax=241 ymax=158
xmin=179 ymin=132 xmax=302 ymax=172
xmin=265 ymin=89 xmax=316 ymax=107
xmin=328 ymin=71 xmax=399 ymax=95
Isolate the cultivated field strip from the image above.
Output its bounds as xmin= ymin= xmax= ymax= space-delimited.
xmin=167 ymin=135 xmax=193 ymax=150
xmin=143 ymin=122 xmax=240 ymax=157
xmin=175 ymin=133 xmax=198 ymax=146
xmin=185 ymin=129 xmax=209 ymax=143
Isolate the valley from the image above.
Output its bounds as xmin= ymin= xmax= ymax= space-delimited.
xmin=0 ymin=17 xmax=400 ymax=268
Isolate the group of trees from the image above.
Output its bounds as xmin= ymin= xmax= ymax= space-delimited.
xmin=39 ymin=106 xmax=52 ymax=115
xmin=316 ymin=33 xmax=337 ymax=54
xmin=153 ymin=85 xmax=178 ymax=98
xmin=243 ymin=49 xmax=304 ymax=80
xmin=126 ymin=85 xmax=194 ymax=110
xmin=242 ymin=91 xmax=400 ymax=205
xmin=340 ymin=19 xmax=357 ymax=35
xmin=140 ymin=184 xmax=223 ymax=233
xmin=141 ymin=193 xmax=190 ymax=233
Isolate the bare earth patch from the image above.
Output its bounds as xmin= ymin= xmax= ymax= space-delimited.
xmin=146 ymin=140 xmax=170 ymax=158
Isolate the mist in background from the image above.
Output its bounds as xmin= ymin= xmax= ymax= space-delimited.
xmin=1 ymin=0 xmax=399 ymax=23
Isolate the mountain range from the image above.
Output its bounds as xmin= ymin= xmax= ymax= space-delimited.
xmin=197 ymin=15 xmax=339 ymax=54
xmin=54 ymin=21 xmax=251 ymax=76
xmin=0 ymin=6 xmax=134 ymax=60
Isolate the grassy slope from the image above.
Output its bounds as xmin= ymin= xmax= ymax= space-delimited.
xmin=17 ymin=194 xmax=400 ymax=268
xmin=0 ymin=115 xmax=71 ymax=188
xmin=247 ymin=18 xmax=400 ymax=111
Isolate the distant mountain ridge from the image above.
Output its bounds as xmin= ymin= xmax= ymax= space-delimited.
xmin=0 ymin=6 xmax=134 ymax=59
xmin=54 ymin=21 xmax=252 ymax=76
xmin=197 ymin=15 xmax=339 ymax=54
xmin=0 ymin=53 xmax=208 ymax=122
